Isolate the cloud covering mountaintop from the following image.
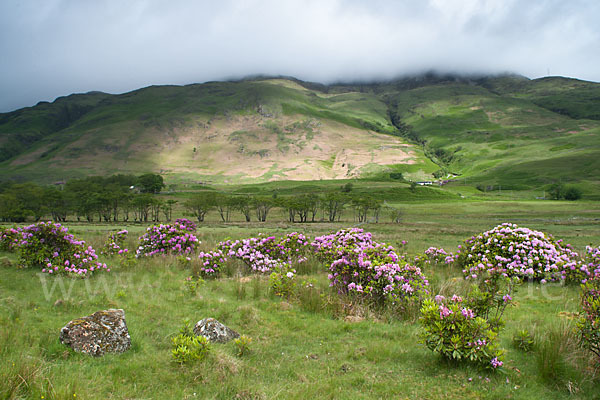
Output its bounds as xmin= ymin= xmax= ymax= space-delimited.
xmin=1 ymin=0 xmax=599 ymax=112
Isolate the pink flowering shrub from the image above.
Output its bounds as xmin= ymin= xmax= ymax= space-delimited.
xmin=0 ymin=226 xmax=21 ymax=251
xmin=458 ymin=223 xmax=584 ymax=283
xmin=175 ymin=218 xmax=197 ymax=232
xmin=218 ymin=236 xmax=289 ymax=273
xmin=577 ymin=277 xmax=600 ymax=362
xmin=101 ymin=230 xmax=129 ymax=256
xmin=312 ymin=228 xmax=374 ymax=265
xmin=197 ymin=249 xmax=227 ymax=277
xmin=420 ymin=295 xmax=504 ymax=369
xmin=314 ymin=228 xmax=428 ymax=305
xmin=582 ymin=246 xmax=600 ymax=279
xmin=3 ymin=221 xmax=108 ymax=276
xmin=420 ymin=262 xmax=517 ymax=369
xmin=414 ymin=247 xmax=458 ymax=268
xmin=218 ymin=233 xmax=310 ymax=274
xmin=136 ymin=223 xmax=200 ymax=257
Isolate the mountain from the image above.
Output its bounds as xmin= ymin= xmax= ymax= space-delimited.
xmin=1 ymin=73 xmax=599 ymax=193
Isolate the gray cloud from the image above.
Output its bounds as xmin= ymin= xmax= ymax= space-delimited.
xmin=1 ymin=0 xmax=599 ymax=112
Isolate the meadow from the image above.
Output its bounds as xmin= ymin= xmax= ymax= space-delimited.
xmin=1 ymin=200 xmax=599 ymax=399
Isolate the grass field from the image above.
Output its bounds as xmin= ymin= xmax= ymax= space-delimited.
xmin=1 ymin=200 xmax=599 ymax=399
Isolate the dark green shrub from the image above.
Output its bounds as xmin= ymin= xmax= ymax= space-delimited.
xmin=171 ymin=319 xmax=210 ymax=364
xmin=512 ymin=329 xmax=535 ymax=352
xmin=577 ymin=278 xmax=600 ymax=362
xmin=563 ymin=186 xmax=582 ymax=201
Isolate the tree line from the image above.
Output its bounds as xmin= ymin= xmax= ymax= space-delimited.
xmin=183 ymin=191 xmax=396 ymax=224
xmin=0 ymin=173 xmax=167 ymax=223
xmin=0 ymin=174 xmax=403 ymax=224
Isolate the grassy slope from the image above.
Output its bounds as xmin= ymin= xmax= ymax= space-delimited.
xmin=386 ymin=79 xmax=600 ymax=193
xmin=0 ymin=79 xmax=435 ymax=183
xmin=0 ymin=74 xmax=599 ymax=194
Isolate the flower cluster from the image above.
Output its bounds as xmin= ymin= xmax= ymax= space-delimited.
xmin=313 ymin=228 xmax=428 ymax=304
xmin=101 ymin=230 xmax=129 ymax=256
xmin=420 ymin=295 xmax=504 ymax=369
xmin=218 ymin=236 xmax=290 ymax=273
xmin=217 ymin=233 xmax=310 ymax=274
xmin=414 ymin=247 xmax=457 ymax=267
xmin=276 ymin=232 xmax=311 ymax=263
xmin=175 ymin=218 xmax=197 ymax=232
xmin=312 ymin=228 xmax=374 ymax=264
xmin=0 ymin=227 xmax=22 ymax=251
xmin=1 ymin=221 xmax=108 ymax=276
xmin=197 ymin=249 xmax=227 ymax=277
xmin=583 ymin=246 xmax=600 ymax=280
xmin=136 ymin=223 xmax=200 ymax=257
xmin=458 ymin=223 xmax=583 ymax=282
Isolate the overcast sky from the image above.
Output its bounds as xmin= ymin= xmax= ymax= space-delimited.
xmin=1 ymin=0 xmax=599 ymax=112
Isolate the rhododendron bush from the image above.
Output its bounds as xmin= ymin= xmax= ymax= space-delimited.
xmin=101 ymin=230 xmax=129 ymax=256
xmin=583 ymin=246 xmax=600 ymax=279
xmin=175 ymin=218 xmax=197 ymax=232
xmin=414 ymin=247 xmax=458 ymax=268
xmin=196 ymin=249 xmax=227 ymax=277
xmin=578 ymin=277 xmax=600 ymax=362
xmin=136 ymin=222 xmax=200 ymax=257
xmin=313 ymin=228 xmax=428 ymax=305
xmin=218 ymin=232 xmax=310 ymax=274
xmin=420 ymin=264 xmax=517 ymax=369
xmin=420 ymin=295 xmax=504 ymax=368
xmin=0 ymin=221 xmax=108 ymax=276
xmin=458 ymin=223 xmax=586 ymax=283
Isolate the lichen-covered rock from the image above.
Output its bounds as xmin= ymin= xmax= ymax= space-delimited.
xmin=193 ymin=318 xmax=240 ymax=343
xmin=60 ymin=309 xmax=131 ymax=356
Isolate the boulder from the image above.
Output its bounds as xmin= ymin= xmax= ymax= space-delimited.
xmin=193 ymin=318 xmax=240 ymax=343
xmin=60 ymin=309 xmax=131 ymax=356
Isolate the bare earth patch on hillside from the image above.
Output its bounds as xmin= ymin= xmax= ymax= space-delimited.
xmin=154 ymin=115 xmax=417 ymax=182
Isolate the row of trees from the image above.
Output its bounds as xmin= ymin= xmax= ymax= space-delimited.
xmin=0 ymin=174 xmax=166 ymax=223
xmin=184 ymin=192 xmax=393 ymax=224
xmin=0 ymin=173 xmax=404 ymax=224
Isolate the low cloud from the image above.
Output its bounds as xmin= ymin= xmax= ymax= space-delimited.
xmin=1 ymin=0 xmax=599 ymax=111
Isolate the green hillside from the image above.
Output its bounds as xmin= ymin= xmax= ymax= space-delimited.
xmin=1 ymin=74 xmax=599 ymax=195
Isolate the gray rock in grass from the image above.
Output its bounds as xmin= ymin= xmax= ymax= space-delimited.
xmin=60 ymin=309 xmax=131 ymax=356
xmin=193 ymin=318 xmax=240 ymax=343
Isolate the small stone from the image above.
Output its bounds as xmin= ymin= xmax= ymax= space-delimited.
xmin=60 ymin=309 xmax=131 ymax=356
xmin=193 ymin=318 xmax=240 ymax=343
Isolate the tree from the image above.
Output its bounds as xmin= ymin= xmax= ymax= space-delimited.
xmin=232 ymin=196 xmax=252 ymax=222
xmin=184 ymin=193 xmax=216 ymax=222
xmin=351 ymin=195 xmax=383 ymax=223
xmin=215 ymin=194 xmax=235 ymax=222
xmin=388 ymin=207 xmax=402 ymax=223
xmin=253 ymin=196 xmax=274 ymax=222
xmin=162 ymin=199 xmax=178 ymax=221
xmin=340 ymin=182 xmax=353 ymax=193
xmin=132 ymin=194 xmax=153 ymax=222
xmin=563 ymin=186 xmax=582 ymax=201
xmin=548 ymin=183 xmax=564 ymax=200
xmin=137 ymin=173 xmax=165 ymax=194
xmin=322 ymin=193 xmax=347 ymax=222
